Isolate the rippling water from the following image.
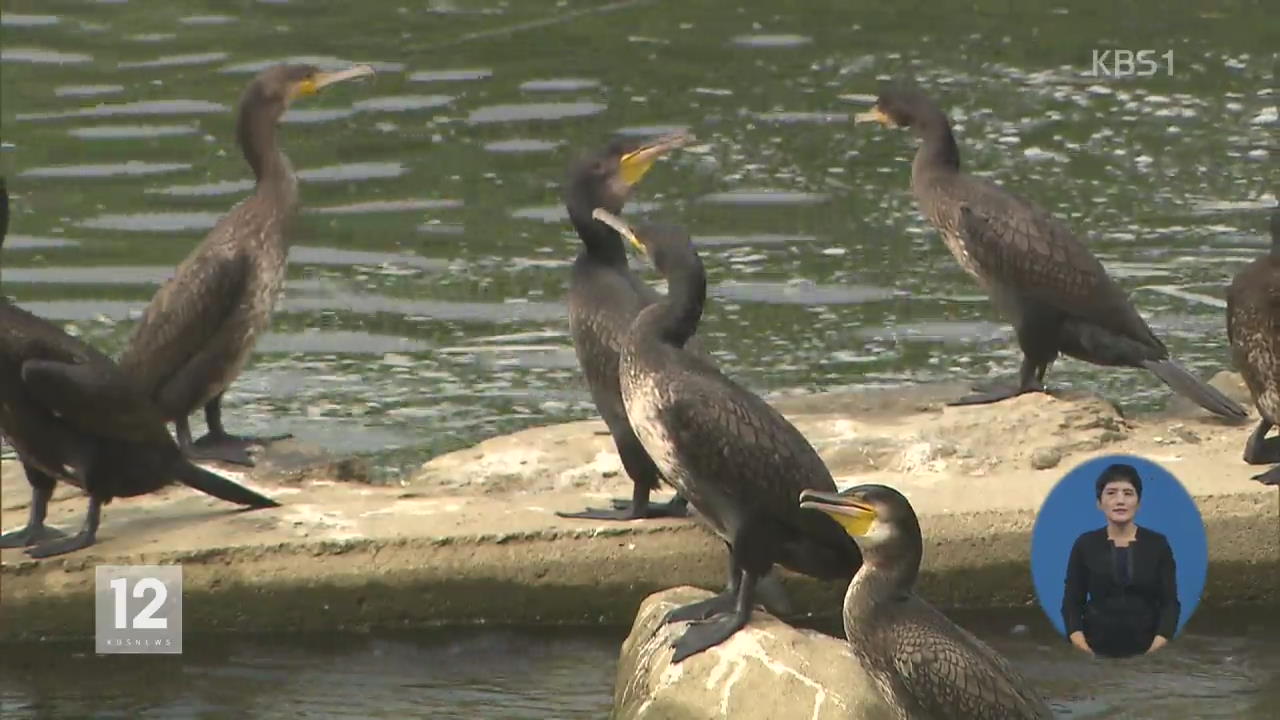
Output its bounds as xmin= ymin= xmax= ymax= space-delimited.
xmin=1 ymin=611 xmax=1276 ymax=719
xmin=0 ymin=0 xmax=1274 ymax=477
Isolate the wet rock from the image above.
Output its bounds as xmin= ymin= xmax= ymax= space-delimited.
xmin=612 ymin=586 xmax=894 ymax=720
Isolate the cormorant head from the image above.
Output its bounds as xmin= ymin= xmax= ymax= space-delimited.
xmin=854 ymin=88 xmax=944 ymax=132
xmin=241 ymin=63 xmax=375 ymax=118
xmin=800 ymin=484 xmax=921 ymax=561
xmin=564 ymin=132 xmax=692 ymax=219
xmin=591 ymin=208 xmax=694 ymax=277
xmin=237 ymin=63 xmax=374 ymax=179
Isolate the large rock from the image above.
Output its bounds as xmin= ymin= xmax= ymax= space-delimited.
xmin=613 ymin=587 xmax=895 ymax=720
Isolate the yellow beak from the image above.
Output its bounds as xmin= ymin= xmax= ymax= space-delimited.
xmin=853 ymin=106 xmax=894 ymax=127
xmin=617 ymin=131 xmax=694 ymax=187
xmin=295 ymin=64 xmax=376 ymax=98
xmin=799 ymin=489 xmax=877 ymax=537
xmin=591 ymin=208 xmax=645 ymax=255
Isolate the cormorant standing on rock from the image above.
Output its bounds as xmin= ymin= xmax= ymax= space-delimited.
xmin=801 ymin=484 xmax=1054 ymax=720
xmin=596 ymin=208 xmax=861 ymax=661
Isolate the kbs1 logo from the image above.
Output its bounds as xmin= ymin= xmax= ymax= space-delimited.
xmin=1088 ymin=50 xmax=1174 ymax=77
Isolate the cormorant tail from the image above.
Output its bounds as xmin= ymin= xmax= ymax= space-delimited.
xmin=175 ymin=462 xmax=280 ymax=508
xmin=1141 ymin=359 xmax=1247 ymax=420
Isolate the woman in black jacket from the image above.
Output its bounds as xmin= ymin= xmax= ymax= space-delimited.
xmin=1062 ymin=463 xmax=1180 ymax=659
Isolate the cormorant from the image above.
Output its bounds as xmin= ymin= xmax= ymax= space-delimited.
xmin=119 ymin=63 xmax=375 ymax=467
xmin=855 ymin=89 xmax=1246 ymax=419
xmin=1227 ymin=206 xmax=1280 ymax=485
xmin=594 ymin=208 xmax=861 ymax=661
xmin=800 ymin=484 xmax=1054 ymax=720
xmin=0 ymin=181 xmax=280 ymax=558
xmin=557 ymin=132 xmax=695 ymax=521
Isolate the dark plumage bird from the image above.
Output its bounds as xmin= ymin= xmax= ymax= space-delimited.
xmin=119 ymin=63 xmax=375 ymax=467
xmin=801 ymin=485 xmax=1054 ymax=720
xmin=557 ymin=133 xmax=695 ymax=521
xmin=855 ymin=89 xmax=1245 ymax=419
xmin=1227 ymin=207 xmax=1280 ymax=485
xmin=594 ymin=208 xmax=861 ymax=661
xmin=0 ymin=181 xmax=280 ymax=558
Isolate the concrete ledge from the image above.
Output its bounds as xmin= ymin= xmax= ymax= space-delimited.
xmin=3 ymin=383 xmax=1277 ymax=641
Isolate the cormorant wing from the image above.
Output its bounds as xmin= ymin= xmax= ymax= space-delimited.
xmin=889 ymin=597 xmax=1053 ymax=720
xmin=659 ymin=368 xmax=834 ymax=514
xmin=1 ymin=304 xmax=166 ymax=443
xmin=955 ymin=188 xmax=1160 ymax=347
xmin=21 ymin=357 xmax=169 ymax=443
xmin=120 ymin=249 xmax=249 ymax=388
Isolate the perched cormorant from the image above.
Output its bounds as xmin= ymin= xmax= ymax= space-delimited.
xmin=594 ymin=208 xmax=861 ymax=661
xmin=1227 ymin=207 xmax=1280 ymax=485
xmin=557 ymin=132 xmax=695 ymax=521
xmin=855 ymin=89 xmax=1245 ymax=419
xmin=800 ymin=485 xmax=1054 ymax=720
xmin=119 ymin=63 xmax=375 ymax=467
xmin=0 ymin=181 xmax=280 ymax=558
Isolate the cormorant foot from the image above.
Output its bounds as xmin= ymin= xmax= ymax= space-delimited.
xmin=607 ymin=495 xmax=689 ymax=518
xmin=670 ymin=611 xmax=750 ymax=663
xmin=948 ymin=382 xmax=1044 ymax=406
xmin=0 ymin=524 xmax=67 ymax=549
xmin=183 ymin=441 xmax=256 ymax=467
xmin=1251 ymin=466 xmax=1280 ymax=486
xmin=663 ymin=591 xmax=737 ymax=625
xmin=1243 ymin=434 xmax=1280 ymax=465
xmin=195 ymin=431 xmax=292 ymax=449
xmin=25 ymin=531 xmax=95 ymax=558
xmin=554 ymin=506 xmax=647 ymax=521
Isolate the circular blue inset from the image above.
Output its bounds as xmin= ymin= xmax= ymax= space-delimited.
xmin=1030 ymin=454 xmax=1207 ymax=638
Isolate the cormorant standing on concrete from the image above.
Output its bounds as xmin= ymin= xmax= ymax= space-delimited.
xmin=119 ymin=63 xmax=375 ymax=466
xmin=855 ymin=89 xmax=1245 ymax=419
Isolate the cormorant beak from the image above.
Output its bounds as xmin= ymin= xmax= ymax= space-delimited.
xmin=295 ymin=64 xmax=376 ymax=98
xmin=591 ymin=208 xmax=646 ymax=255
xmin=617 ymin=131 xmax=694 ymax=187
xmin=853 ymin=105 xmax=896 ymax=128
xmin=800 ymin=489 xmax=877 ymax=537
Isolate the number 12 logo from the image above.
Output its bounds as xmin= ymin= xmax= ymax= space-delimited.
xmin=109 ymin=576 xmax=170 ymax=630
xmin=95 ymin=565 xmax=183 ymax=654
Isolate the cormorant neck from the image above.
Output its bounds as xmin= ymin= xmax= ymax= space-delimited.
xmin=635 ymin=251 xmax=706 ymax=349
xmin=852 ymin=537 xmax=922 ymax=606
xmin=568 ymin=201 xmax=628 ymax=266
xmin=911 ymin=110 xmax=961 ymax=176
xmin=237 ymin=99 xmax=289 ymax=186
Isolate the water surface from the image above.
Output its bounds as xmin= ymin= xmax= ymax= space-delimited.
xmin=0 ymin=610 xmax=1275 ymax=718
xmin=0 ymin=0 xmax=1273 ymax=475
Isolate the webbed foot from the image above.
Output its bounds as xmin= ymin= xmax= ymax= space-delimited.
xmin=184 ymin=438 xmax=256 ymax=467
xmin=609 ymin=494 xmax=688 ymax=517
xmin=1251 ymin=466 xmax=1280 ymax=486
xmin=949 ymin=380 xmax=1044 ymax=406
xmin=0 ymin=524 xmax=67 ymax=549
xmin=670 ymin=611 xmax=751 ymax=663
xmin=557 ymin=494 xmax=688 ymax=521
xmin=26 ymin=530 xmax=96 ymax=558
xmin=663 ymin=591 xmax=737 ymax=625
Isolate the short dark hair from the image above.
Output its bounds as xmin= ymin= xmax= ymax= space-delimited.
xmin=1096 ymin=463 xmax=1143 ymax=500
